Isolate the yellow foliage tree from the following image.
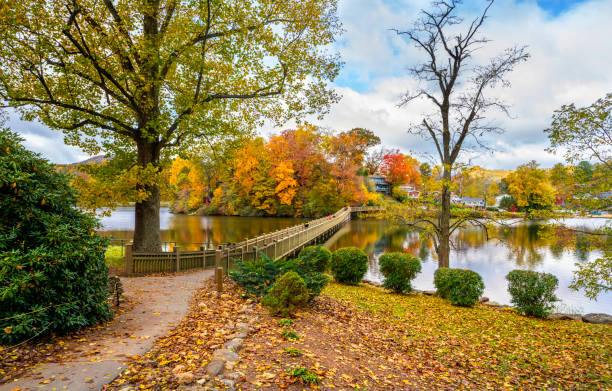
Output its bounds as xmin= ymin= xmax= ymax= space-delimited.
xmin=505 ymin=161 xmax=556 ymax=210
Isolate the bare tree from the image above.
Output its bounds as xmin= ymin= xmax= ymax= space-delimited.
xmin=393 ymin=0 xmax=529 ymax=268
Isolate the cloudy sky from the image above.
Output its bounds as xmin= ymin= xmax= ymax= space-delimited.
xmin=7 ymin=0 xmax=612 ymax=169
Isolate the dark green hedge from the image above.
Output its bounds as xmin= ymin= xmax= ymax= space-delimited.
xmin=379 ymin=252 xmax=421 ymax=293
xmin=330 ymin=247 xmax=368 ymax=285
xmin=434 ymin=268 xmax=484 ymax=307
xmin=506 ymin=270 xmax=559 ymax=318
xmin=261 ymin=271 xmax=309 ymax=317
xmin=0 ymin=129 xmax=111 ymax=345
xmin=298 ymin=245 xmax=331 ymax=273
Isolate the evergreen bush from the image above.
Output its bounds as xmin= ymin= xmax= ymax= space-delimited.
xmin=298 ymin=245 xmax=331 ymax=273
xmin=262 ymin=272 xmax=309 ymax=317
xmin=0 ymin=129 xmax=111 ymax=345
xmin=379 ymin=252 xmax=421 ymax=293
xmin=434 ymin=268 xmax=484 ymax=307
xmin=506 ymin=270 xmax=559 ymax=318
xmin=230 ymin=252 xmax=329 ymax=301
xmin=330 ymin=247 xmax=368 ymax=285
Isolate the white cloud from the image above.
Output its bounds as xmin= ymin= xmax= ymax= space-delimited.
xmin=5 ymin=0 xmax=612 ymax=170
xmin=315 ymin=0 xmax=612 ymax=169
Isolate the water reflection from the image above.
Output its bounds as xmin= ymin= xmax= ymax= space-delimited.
xmin=99 ymin=207 xmax=303 ymax=248
xmin=98 ymin=208 xmax=611 ymax=313
xmin=327 ymin=219 xmax=611 ymax=314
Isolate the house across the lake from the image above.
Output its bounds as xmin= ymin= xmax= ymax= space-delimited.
xmin=461 ymin=197 xmax=485 ymax=209
xmin=368 ymin=175 xmax=391 ymax=194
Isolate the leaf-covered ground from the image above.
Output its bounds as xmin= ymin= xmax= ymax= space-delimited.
xmin=103 ymin=280 xmax=610 ymax=390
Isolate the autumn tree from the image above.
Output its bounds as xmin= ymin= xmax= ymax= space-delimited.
xmin=391 ymin=0 xmax=528 ymax=267
xmin=486 ymin=182 xmax=499 ymax=206
xmin=380 ymin=150 xmax=420 ymax=186
xmin=505 ymin=161 xmax=556 ymax=212
xmin=0 ymin=0 xmax=341 ymax=251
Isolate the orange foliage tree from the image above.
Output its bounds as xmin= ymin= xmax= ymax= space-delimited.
xmin=380 ymin=150 xmax=421 ymax=186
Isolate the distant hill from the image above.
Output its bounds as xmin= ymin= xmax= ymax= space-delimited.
xmin=73 ymin=155 xmax=110 ymax=165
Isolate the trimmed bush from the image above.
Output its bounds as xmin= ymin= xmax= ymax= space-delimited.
xmin=506 ymin=270 xmax=559 ymax=318
xmin=0 ymin=129 xmax=111 ymax=344
xmin=379 ymin=252 xmax=421 ymax=293
xmin=330 ymin=247 xmax=368 ymax=285
xmin=298 ymin=245 xmax=331 ymax=273
xmin=434 ymin=268 xmax=484 ymax=307
xmin=262 ymin=272 xmax=309 ymax=317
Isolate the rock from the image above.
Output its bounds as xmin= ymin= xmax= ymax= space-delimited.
xmin=247 ymin=316 xmax=259 ymax=325
xmin=235 ymin=322 xmax=253 ymax=334
xmin=220 ymin=379 xmax=235 ymax=389
xmin=479 ymin=297 xmax=489 ymax=303
xmin=548 ymin=313 xmax=582 ymax=321
xmin=225 ymin=372 xmax=241 ymax=381
xmin=205 ymin=360 xmax=225 ymax=377
xmin=582 ymin=313 xmax=612 ymax=324
xmin=172 ymin=364 xmax=186 ymax=374
xmin=225 ymin=361 xmax=235 ymax=371
xmin=227 ymin=332 xmax=247 ymax=339
xmin=224 ymin=338 xmax=243 ymax=352
xmin=211 ymin=348 xmax=240 ymax=362
xmin=422 ymin=290 xmax=437 ymax=296
xmin=176 ymin=371 xmax=194 ymax=385
xmin=484 ymin=301 xmax=503 ymax=307
xmin=196 ymin=378 xmax=208 ymax=385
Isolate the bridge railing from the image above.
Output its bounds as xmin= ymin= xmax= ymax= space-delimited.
xmin=123 ymin=206 xmax=374 ymax=275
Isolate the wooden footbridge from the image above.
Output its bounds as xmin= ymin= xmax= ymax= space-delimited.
xmin=123 ymin=206 xmax=382 ymax=275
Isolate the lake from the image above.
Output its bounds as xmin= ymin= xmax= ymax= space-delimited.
xmin=99 ymin=207 xmax=611 ymax=314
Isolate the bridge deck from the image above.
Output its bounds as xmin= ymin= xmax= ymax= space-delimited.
xmin=124 ymin=206 xmax=380 ymax=275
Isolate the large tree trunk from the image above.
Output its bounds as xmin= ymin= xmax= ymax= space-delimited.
xmin=437 ymin=168 xmax=451 ymax=268
xmin=133 ymin=138 xmax=162 ymax=252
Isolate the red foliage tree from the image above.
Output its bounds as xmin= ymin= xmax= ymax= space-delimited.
xmin=380 ymin=150 xmax=421 ymax=186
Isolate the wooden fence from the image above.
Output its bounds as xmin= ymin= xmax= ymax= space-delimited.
xmin=123 ymin=206 xmax=371 ymax=275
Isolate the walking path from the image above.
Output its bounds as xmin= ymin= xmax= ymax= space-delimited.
xmin=1 ymin=270 xmax=212 ymax=391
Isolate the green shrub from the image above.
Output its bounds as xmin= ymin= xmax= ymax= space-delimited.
xmin=281 ymin=328 xmax=300 ymax=340
xmin=230 ymin=252 xmax=329 ymax=301
xmin=330 ymin=247 xmax=368 ymax=285
xmin=278 ymin=318 xmax=293 ymax=327
xmin=284 ymin=347 xmax=302 ymax=357
xmin=434 ymin=268 xmax=484 ymax=307
xmin=379 ymin=252 xmax=421 ymax=293
xmin=298 ymin=245 xmax=331 ymax=273
xmin=506 ymin=270 xmax=559 ymax=318
xmin=288 ymin=366 xmax=319 ymax=385
xmin=0 ymin=129 xmax=111 ymax=344
xmin=261 ymin=272 xmax=309 ymax=317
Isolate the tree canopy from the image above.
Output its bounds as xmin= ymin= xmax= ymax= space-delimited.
xmin=0 ymin=0 xmax=342 ymax=250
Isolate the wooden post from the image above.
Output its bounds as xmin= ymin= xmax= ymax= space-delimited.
xmin=215 ymin=245 xmax=223 ymax=294
xmin=174 ymin=246 xmax=181 ymax=273
xmin=216 ymin=267 xmax=223 ymax=294
xmin=200 ymin=246 xmax=205 ymax=268
xmin=125 ymin=244 xmax=133 ymax=275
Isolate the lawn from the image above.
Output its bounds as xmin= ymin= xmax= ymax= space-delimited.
xmin=324 ymin=283 xmax=611 ymax=390
xmin=105 ymin=245 xmax=125 ymax=268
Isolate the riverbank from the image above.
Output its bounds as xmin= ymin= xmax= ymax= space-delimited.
xmin=103 ymin=280 xmax=610 ymax=390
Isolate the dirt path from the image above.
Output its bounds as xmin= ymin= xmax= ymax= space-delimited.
xmin=1 ymin=270 xmax=212 ymax=391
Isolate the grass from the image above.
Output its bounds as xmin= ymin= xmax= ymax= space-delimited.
xmin=105 ymin=245 xmax=125 ymax=268
xmin=323 ymin=282 xmax=611 ymax=390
